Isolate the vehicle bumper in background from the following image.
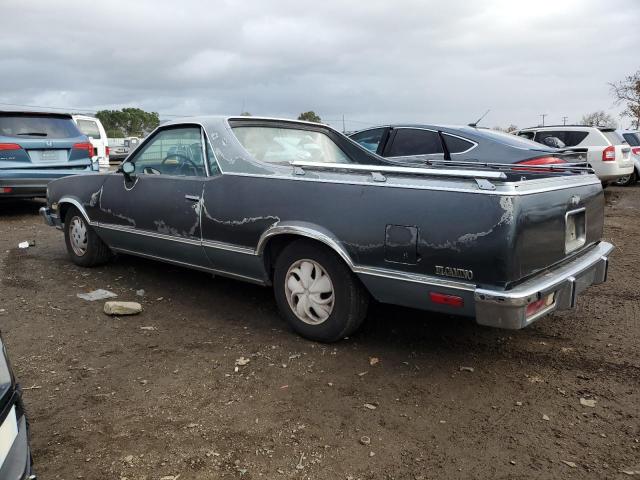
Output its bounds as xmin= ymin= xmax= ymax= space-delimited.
xmin=0 ymin=179 xmax=50 ymax=199
xmin=39 ymin=207 xmax=61 ymax=229
xmin=475 ymin=241 xmax=614 ymax=329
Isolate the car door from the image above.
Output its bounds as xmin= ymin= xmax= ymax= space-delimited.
xmin=382 ymin=127 xmax=445 ymax=162
xmin=95 ymin=125 xmax=209 ymax=268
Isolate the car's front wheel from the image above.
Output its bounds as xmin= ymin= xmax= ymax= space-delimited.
xmin=63 ymin=207 xmax=111 ymax=267
xmin=273 ymin=240 xmax=369 ymax=342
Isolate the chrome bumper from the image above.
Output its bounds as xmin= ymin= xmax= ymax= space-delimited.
xmin=39 ymin=207 xmax=61 ymax=229
xmin=474 ymin=242 xmax=613 ymax=329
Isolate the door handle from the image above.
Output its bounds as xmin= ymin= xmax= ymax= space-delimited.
xmin=184 ymin=195 xmax=201 ymax=202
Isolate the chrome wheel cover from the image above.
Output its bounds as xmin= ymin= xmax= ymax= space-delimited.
xmin=69 ymin=216 xmax=88 ymax=257
xmin=616 ymin=175 xmax=630 ymax=185
xmin=284 ymin=259 xmax=335 ymax=325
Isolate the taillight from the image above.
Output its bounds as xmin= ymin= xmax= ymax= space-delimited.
xmin=516 ymin=157 xmax=566 ymax=166
xmin=73 ymin=142 xmax=94 ymax=158
xmin=105 ymin=146 xmax=110 ymax=157
xmin=602 ymin=146 xmax=616 ymax=162
xmin=526 ymin=293 xmax=555 ymax=318
xmin=632 ymin=147 xmax=640 ymax=155
xmin=0 ymin=143 xmax=22 ymax=151
xmin=429 ymin=292 xmax=464 ymax=308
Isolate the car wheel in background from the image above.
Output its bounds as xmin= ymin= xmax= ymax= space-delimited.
xmin=273 ymin=239 xmax=369 ymax=342
xmin=63 ymin=207 xmax=111 ymax=267
xmin=614 ymin=170 xmax=637 ymax=187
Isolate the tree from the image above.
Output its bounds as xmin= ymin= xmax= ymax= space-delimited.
xmin=240 ymin=112 xmax=252 ymax=116
xmin=297 ymin=111 xmax=322 ymax=123
xmin=610 ymin=70 xmax=640 ymax=129
xmin=580 ymin=110 xmax=617 ymax=128
xmin=492 ymin=124 xmax=518 ymax=133
xmin=95 ymin=108 xmax=160 ymax=137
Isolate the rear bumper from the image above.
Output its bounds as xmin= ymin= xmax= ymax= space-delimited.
xmin=475 ymin=241 xmax=613 ymax=329
xmin=0 ymin=178 xmax=50 ymax=198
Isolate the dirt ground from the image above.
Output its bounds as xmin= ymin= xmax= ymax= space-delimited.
xmin=0 ymin=186 xmax=639 ymax=480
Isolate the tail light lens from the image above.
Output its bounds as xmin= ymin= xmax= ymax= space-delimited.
xmin=602 ymin=146 xmax=616 ymax=162
xmin=516 ymin=157 xmax=567 ymax=166
xmin=73 ymin=142 xmax=94 ymax=158
xmin=526 ymin=293 xmax=555 ymax=318
xmin=632 ymin=147 xmax=640 ymax=155
xmin=0 ymin=143 xmax=22 ymax=151
xmin=105 ymin=146 xmax=110 ymax=157
xmin=429 ymin=292 xmax=464 ymax=308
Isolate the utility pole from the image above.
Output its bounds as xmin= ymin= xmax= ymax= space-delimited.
xmin=562 ymin=116 xmax=568 ymax=126
xmin=540 ymin=113 xmax=547 ymax=126
xmin=342 ymin=114 xmax=345 ymax=133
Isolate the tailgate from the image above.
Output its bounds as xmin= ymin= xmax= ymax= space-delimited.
xmin=508 ymin=177 xmax=604 ymax=287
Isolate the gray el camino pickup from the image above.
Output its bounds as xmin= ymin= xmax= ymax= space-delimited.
xmin=40 ymin=116 xmax=613 ymax=342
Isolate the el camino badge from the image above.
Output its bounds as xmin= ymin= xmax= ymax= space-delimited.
xmin=435 ymin=265 xmax=474 ymax=280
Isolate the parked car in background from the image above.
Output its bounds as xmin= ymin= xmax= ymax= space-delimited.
xmin=0 ymin=111 xmax=98 ymax=199
xmin=72 ymin=115 xmax=109 ymax=170
xmin=614 ymin=130 xmax=640 ymax=186
xmin=107 ymin=136 xmax=141 ymax=165
xmin=349 ymin=124 xmax=585 ymax=166
xmin=0 ymin=332 xmax=35 ymax=479
xmin=41 ymin=116 xmax=612 ymax=342
xmin=516 ymin=125 xmax=634 ymax=184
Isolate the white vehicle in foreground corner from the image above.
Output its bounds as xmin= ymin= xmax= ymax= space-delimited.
xmin=516 ymin=125 xmax=634 ymax=184
xmin=72 ymin=115 xmax=109 ymax=170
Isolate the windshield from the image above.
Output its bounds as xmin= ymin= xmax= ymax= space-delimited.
xmin=0 ymin=114 xmax=81 ymax=139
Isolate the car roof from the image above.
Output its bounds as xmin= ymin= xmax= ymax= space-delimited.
xmin=519 ymin=125 xmax=615 ymax=132
xmin=0 ymin=110 xmax=73 ymax=119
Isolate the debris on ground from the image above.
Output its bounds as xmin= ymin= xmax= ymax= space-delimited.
xmin=103 ymin=301 xmax=142 ymax=315
xmin=139 ymin=326 xmax=156 ymax=331
xmin=561 ymin=460 xmax=578 ymax=468
xmin=580 ymin=397 xmax=597 ymax=408
xmin=77 ymin=289 xmax=118 ymax=301
xmin=369 ymin=357 xmax=379 ymax=366
xmin=359 ymin=436 xmax=371 ymax=445
xmin=136 ymin=289 xmax=145 ymax=297
xmin=542 ymin=414 xmax=550 ymax=421
xmin=363 ymin=403 xmax=377 ymax=410
xmin=460 ymin=366 xmax=475 ymax=372
xmin=235 ymin=356 xmax=251 ymax=366
xmin=18 ymin=240 xmax=33 ymax=249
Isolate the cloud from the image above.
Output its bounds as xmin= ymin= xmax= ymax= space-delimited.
xmin=1 ymin=0 xmax=638 ymax=130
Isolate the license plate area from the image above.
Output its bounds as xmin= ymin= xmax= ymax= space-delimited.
xmin=565 ymin=207 xmax=586 ymax=254
xmin=28 ymin=149 xmax=68 ymax=163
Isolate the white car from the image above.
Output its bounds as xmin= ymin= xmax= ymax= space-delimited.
xmin=516 ymin=125 xmax=634 ymax=184
xmin=614 ymin=130 xmax=640 ymax=186
xmin=72 ymin=115 xmax=109 ymax=170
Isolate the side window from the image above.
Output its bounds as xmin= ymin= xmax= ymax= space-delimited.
xmin=233 ymin=126 xmax=352 ymax=164
xmin=76 ymin=119 xmax=101 ymax=138
xmin=386 ymin=129 xmax=443 ymax=157
xmin=563 ymin=131 xmax=589 ymax=147
xmin=128 ymin=127 xmax=206 ymax=177
xmin=623 ymin=133 xmax=640 ymax=147
xmin=443 ymin=134 xmax=475 ymax=154
xmin=350 ymin=128 xmax=386 ymax=153
xmin=518 ymin=131 xmax=535 ymax=140
xmin=206 ymin=138 xmax=220 ymax=175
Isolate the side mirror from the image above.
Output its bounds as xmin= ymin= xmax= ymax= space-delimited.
xmin=119 ymin=162 xmax=136 ymax=178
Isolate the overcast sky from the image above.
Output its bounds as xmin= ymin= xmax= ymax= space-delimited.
xmin=2 ymin=0 xmax=639 ymax=131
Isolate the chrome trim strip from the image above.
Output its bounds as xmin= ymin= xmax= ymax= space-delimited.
xmin=202 ymin=239 xmax=255 ymax=255
xmin=256 ymin=225 xmax=354 ymax=267
xmin=58 ymin=197 xmax=92 ymax=224
xmin=354 ymin=265 xmax=476 ymax=291
xmin=110 ymin=247 xmax=266 ymax=285
xmin=96 ymin=223 xmax=201 ymax=246
xmin=222 ymin=171 xmax=601 ymax=196
xmin=291 ymin=161 xmax=508 ymax=180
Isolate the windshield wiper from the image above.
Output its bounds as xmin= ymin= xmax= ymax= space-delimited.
xmin=16 ymin=132 xmax=48 ymax=136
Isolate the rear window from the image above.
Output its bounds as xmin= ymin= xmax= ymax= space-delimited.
xmin=534 ymin=130 xmax=589 ymax=147
xmin=622 ymin=132 xmax=640 ymax=146
xmin=601 ymin=131 xmax=626 ymax=145
xmin=0 ymin=114 xmax=81 ymax=139
xmin=443 ymin=134 xmax=475 ymax=153
xmin=472 ymin=128 xmax=549 ymax=149
xmin=233 ymin=126 xmax=352 ymax=165
xmin=76 ymin=119 xmax=101 ymax=138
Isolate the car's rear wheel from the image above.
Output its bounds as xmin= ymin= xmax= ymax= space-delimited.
xmin=273 ymin=239 xmax=368 ymax=342
xmin=64 ymin=207 xmax=111 ymax=267
xmin=614 ymin=170 xmax=637 ymax=186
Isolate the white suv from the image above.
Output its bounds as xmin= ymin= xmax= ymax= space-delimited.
xmin=516 ymin=126 xmax=633 ymax=184
xmin=72 ymin=115 xmax=109 ymax=170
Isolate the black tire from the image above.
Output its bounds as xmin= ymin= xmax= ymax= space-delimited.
xmin=273 ymin=239 xmax=369 ymax=342
xmin=63 ymin=206 xmax=111 ymax=267
xmin=614 ymin=170 xmax=637 ymax=187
